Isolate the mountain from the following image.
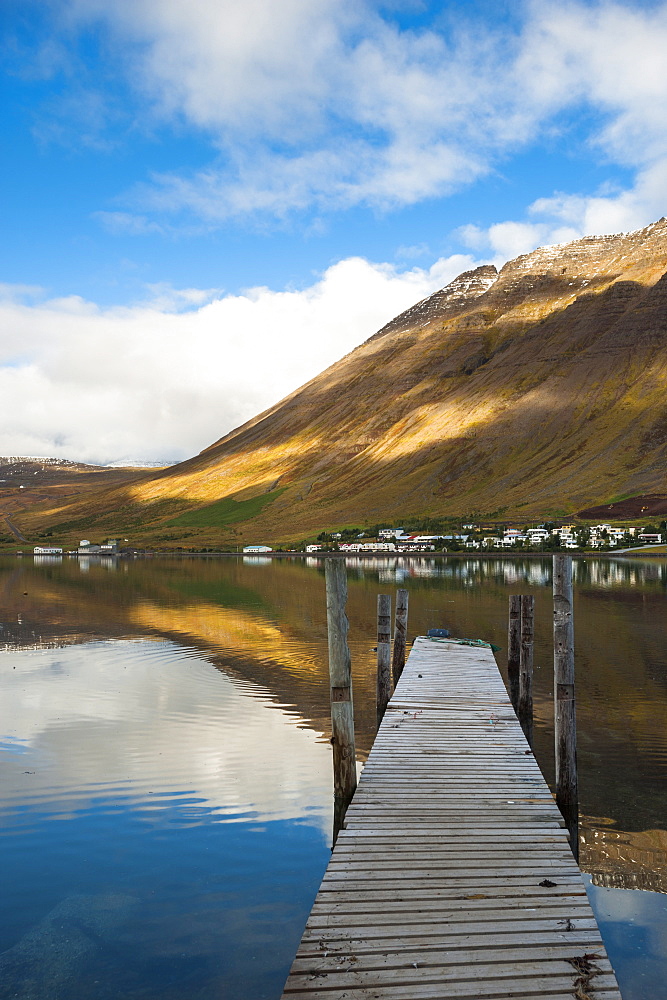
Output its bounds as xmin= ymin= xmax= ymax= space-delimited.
xmin=15 ymin=219 xmax=667 ymax=546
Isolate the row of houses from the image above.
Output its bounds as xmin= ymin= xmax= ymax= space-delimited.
xmin=307 ymin=533 xmax=469 ymax=553
xmin=34 ymin=539 xmax=120 ymax=556
xmin=309 ymin=521 xmax=664 ymax=554
xmin=240 ymin=519 xmax=664 ymax=556
xmin=468 ymin=524 xmax=662 ymax=550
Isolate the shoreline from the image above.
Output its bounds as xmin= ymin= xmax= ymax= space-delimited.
xmin=17 ymin=548 xmax=666 ymax=560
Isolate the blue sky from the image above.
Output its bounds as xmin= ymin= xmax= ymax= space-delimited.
xmin=1 ymin=0 xmax=666 ymax=464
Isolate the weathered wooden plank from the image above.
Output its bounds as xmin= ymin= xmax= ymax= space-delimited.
xmin=312 ymin=890 xmax=587 ymax=904
xmin=306 ymin=906 xmax=596 ymax=927
xmin=335 ymin=828 xmax=569 ymax=837
xmin=291 ymin=943 xmax=608 ymax=974
xmin=283 ymin=973 xmax=620 ymax=999
xmin=296 ymin=930 xmax=604 ymax=957
xmin=316 ymin=876 xmax=584 ymax=892
xmin=302 ymin=919 xmax=601 ymax=942
xmin=337 ymin=828 xmax=569 ymax=837
xmin=285 ymin=956 xmax=614 ymax=988
xmin=328 ymin=851 xmax=576 ymax=863
xmin=311 ymin=898 xmax=590 ymax=912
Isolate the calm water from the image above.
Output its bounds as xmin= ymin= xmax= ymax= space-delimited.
xmin=0 ymin=553 xmax=666 ymax=999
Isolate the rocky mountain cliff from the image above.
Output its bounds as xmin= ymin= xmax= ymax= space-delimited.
xmin=17 ymin=218 xmax=667 ymax=544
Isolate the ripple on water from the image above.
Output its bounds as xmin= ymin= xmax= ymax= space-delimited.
xmin=0 ymin=639 xmax=333 ymax=833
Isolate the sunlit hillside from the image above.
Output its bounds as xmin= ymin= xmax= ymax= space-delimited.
xmin=14 ymin=219 xmax=667 ymax=548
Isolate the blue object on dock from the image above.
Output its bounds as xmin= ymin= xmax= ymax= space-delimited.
xmin=426 ymin=628 xmax=450 ymax=638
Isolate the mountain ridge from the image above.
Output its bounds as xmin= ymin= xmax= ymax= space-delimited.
xmin=13 ymin=218 xmax=667 ymax=546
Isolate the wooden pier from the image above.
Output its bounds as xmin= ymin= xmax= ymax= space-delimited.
xmin=281 ymin=636 xmax=622 ymax=999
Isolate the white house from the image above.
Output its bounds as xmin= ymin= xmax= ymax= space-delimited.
xmin=34 ymin=546 xmax=63 ymax=555
xmin=243 ymin=545 xmax=273 ymax=553
xmin=341 ymin=542 xmax=396 ymax=552
xmin=402 ymin=534 xmax=444 ymax=545
xmin=77 ymin=541 xmax=101 ymax=554
xmin=502 ymin=530 xmax=527 ymax=545
xmin=305 ymin=544 xmax=322 ymax=553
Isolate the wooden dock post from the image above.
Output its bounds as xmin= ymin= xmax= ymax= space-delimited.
xmin=376 ymin=594 xmax=392 ymax=727
xmin=518 ymin=594 xmax=534 ymax=747
xmin=553 ymin=554 xmax=579 ymax=861
xmin=325 ymin=559 xmax=357 ymax=841
xmin=507 ymin=594 xmax=521 ymax=712
xmin=391 ymin=588 xmax=409 ymax=686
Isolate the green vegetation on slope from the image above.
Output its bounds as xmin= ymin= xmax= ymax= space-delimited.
xmin=166 ymin=488 xmax=286 ymax=528
xmin=46 ymin=499 xmax=191 ymax=536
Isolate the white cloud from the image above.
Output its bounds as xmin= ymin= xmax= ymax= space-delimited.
xmin=457 ymin=155 xmax=667 ymax=263
xmin=0 ymin=253 xmax=479 ymax=465
xmin=458 ymin=220 xmax=581 ymax=264
xmin=94 ymin=211 xmax=167 ymax=236
xmin=530 ymin=160 xmax=667 ymax=236
xmin=46 ymin=0 xmax=667 ymax=225
xmin=516 ymin=1 xmax=667 ymax=166
xmin=64 ymin=0 xmax=354 ymax=139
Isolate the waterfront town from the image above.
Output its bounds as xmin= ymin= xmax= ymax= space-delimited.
xmin=241 ymin=521 xmax=667 ymax=554
xmin=31 ymin=521 xmax=666 ymax=559
xmin=306 ymin=524 xmax=665 ymax=552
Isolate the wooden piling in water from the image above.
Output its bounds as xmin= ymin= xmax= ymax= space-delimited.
xmin=391 ymin=588 xmax=409 ymax=686
xmin=376 ymin=594 xmax=391 ymax=727
xmin=518 ymin=594 xmax=534 ymax=747
xmin=325 ymin=559 xmax=357 ymax=841
xmin=507 ymin=594 xmax=521 ymax=712
xmin=553 ymin=554 xmax=579 ymax=861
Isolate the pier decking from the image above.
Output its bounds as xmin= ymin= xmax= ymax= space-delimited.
xmin=282 ymin=636 xmax=622 ymax=999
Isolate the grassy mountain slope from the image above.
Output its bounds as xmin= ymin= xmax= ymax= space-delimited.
xmin=16 ymin=219 xmax=667 ymax=546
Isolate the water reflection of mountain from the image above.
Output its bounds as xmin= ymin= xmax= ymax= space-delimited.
xmin=1 ymin=554 xmax=666 ymax=890
xmin=582 ymin=824 xmax=667 ymax=894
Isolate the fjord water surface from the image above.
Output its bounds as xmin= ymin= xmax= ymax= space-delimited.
xmin=0 ymin=554 xmax=665 ymax=999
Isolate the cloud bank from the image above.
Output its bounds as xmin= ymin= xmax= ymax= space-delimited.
xmin=47 ymin=0 xmax=667 ymax=234
xmin=0 ymin=254 xmax=477 ymax=465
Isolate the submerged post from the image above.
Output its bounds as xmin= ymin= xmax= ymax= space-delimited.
xmin=376 ymin=594 xmax=392 ymax=727
xmin=508 ymin=594 xmax=521 ymax=712
xmin=518 ymin=594 xmax=534 ymax=747
xmin=553 ymin=554 xmax=578 ymax=861
xmin=325 ymin=559 xmax=357 ymax=841
xmin=391 ymin=588 xmax=409 ymax=686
